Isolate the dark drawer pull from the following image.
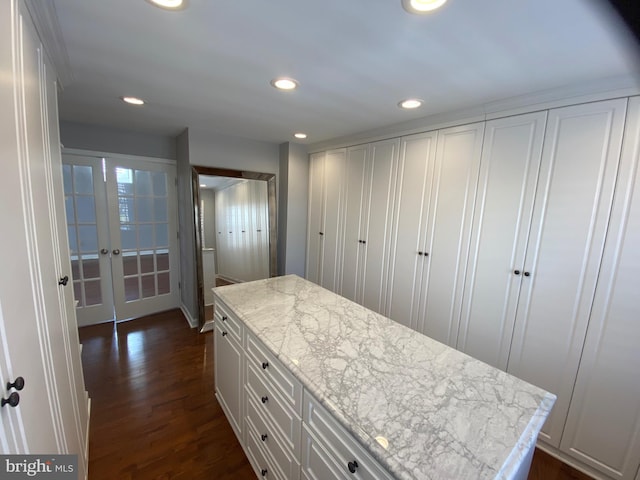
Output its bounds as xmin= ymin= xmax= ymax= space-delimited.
xmin=261 ymin=396 xmax=268 ymax=404
xmin=221 ymin=315 xmax=227 ymax=322
xmin=262 ymin=361 xmax=269 ymax=370
xmin=261 ymin=468 xmax=267 ymax=477
xmin=348 ymin=460 xmax=359 ymax=473
xmin=222 ymin=331 xmax=227 ymax=337
xmin=261 ymin=434 xmax=268 ymax=441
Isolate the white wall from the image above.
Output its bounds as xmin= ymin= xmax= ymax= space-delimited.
xmin=60 ymin=120 xmax=177 ymax=159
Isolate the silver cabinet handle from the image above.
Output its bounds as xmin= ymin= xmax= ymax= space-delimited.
xmin=112 ymin=249 xmax=120 ymax=255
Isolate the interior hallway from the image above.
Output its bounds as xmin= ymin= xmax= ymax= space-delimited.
xmin=78 ymin=309 xmax=592 ymax=480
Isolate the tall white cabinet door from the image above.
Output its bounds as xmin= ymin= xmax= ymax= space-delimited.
xmin=360 ymin=138 xmax=400 ymax=313
xmin=507 ymin=98 xmax=628 ymax=447
xmin=387 ymin=132 xmax=437 ymax=330
xmin=306 ymin=152 xmax=325 ymax=284
xmin=457 ymin=112 xmax=547 ymax=369
xmin=559 ymin=97 xmax=640 ymax=480
xmin=319 ymin=149 xmax=346 ymax=292
xmin=418 ymin=123 xmax=484 ymax=346
xmin=341 ymin=145 xmax=368 ymax=303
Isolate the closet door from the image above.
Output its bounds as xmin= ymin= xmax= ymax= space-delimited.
xmin=360 ymin=138 xmax=400 ymax=313
xmin=387 ymin=132 xmax=437 ymax=330
xmin=341 ymin=145 xmax=368 ymax=303
xmin=559 ymin=97 xmax=640 ymax=480
xmin=457 ymin=112 xmax=547 ymax=369
xmin=306 ymin=152 xmax=325 ymax=285
xmin=318 ymin=149 xmax=346 ymax=292
xmin=507 ymin=98 xmax=628 ymax=447
xmin=417 ymin=123 xmax=484 ymax=346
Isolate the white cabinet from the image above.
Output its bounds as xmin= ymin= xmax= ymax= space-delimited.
xmin=415 ymin=122 xmax=485 ymax=346
xmin=341 ymin=139 xmax=399 ymax=313
xmin=457 ymin=111 xmax=547 ymax=369
xmin=306 ymin=149 xmax=346 ymax=292
xmin=558 ymin=97 xmax=640 ymax=480
xmin=214 ymin=302 xmax=244 ymax=440
xmin=387 ymin=131 xmax=438 ymax=330
xmin=506 ymin=98 xmax=628 ymax=447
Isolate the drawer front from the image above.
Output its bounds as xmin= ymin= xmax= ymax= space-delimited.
xmin=246 ymin=392 xmax=301 ymax=480
xmin=246 ymin=363 xmax=302 ymax=457
xmin=302 ymin=426 xmax=349 ymax=480
xmin=245 ymin=417 xmax=283 ymax=480
xmin=214 ymin=300 xmax=243 ymax=344
xmin=303 ymin=392 xmax=393 ymax=480
xmin=246 ymin=332 xmax=302 ymax=414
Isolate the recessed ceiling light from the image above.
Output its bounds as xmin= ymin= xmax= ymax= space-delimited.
xmin=401 ymin=0 xmax=447 ymax=14
xmin=271 ymin=77 xmax=299 ymax=91
xmin=121 ymin=96 xmax=145 ymax=106
xmin=146 ymin=0 xmax=187 ymax=10
xmin=294 ymin=133 xmax=307 ymax=139
xmin=399 ymin=98 xmax=423 ymax=109
xmin=200 ymin=184 xmax=207 ymax=188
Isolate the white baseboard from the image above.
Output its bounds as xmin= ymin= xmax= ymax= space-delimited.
xmin=84 ymin=394 xmax=91 ymax=480
xmin=180 ymin=304 xmax=198 ymax=329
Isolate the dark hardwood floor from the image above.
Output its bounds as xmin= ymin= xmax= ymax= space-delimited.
xmin=79 ymin=309 xmax=593 ymax=480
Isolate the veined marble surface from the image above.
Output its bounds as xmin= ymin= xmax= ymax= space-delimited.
xmin=213 ymin=275 xmax=556 ymax=480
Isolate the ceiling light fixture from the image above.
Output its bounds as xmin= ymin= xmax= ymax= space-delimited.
xmin=271 ymin=77 xmax=299 ymax=91
xmin=399 ymin=98 xmax=423 ymax=109
xmin=121 ymin=96 xmax=145 ymax=106
xmin=200 ymin=184 xmax=207 ymax=188
xmin=401 ymin=0 xmax=447 ymax=14
xmin=294 ymin=133 xmax=307 ymax=139
xmin=146 ymin=0 xmax=187 ymax=10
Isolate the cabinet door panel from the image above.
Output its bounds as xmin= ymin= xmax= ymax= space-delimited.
xmin=341 ymin=146 xmax=368 ymax=303
xmin=306 ymin=153 xmax=325 ymax=284
xmin=458 ymin=112 xmax=547 ymax=369
xmin=320 ymin=149 xmax=346 ymax=292
xmin=387 ymin=132 xmax=437 ymax=330
xmin=560 ymin=97 xmax=640 ymax=480
xmin=419 ymin=123 xmax=484 ymax=346
xmin=361 ymin=138 xmax=400 ymax=313
xmin=214 ymin=322 xmax=244 ymax=440
xmin=507 ymin=98 xmax=628 ymax=446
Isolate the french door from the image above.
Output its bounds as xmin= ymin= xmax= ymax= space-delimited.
xmin=63 ymin=153 xmax=179 ymax=325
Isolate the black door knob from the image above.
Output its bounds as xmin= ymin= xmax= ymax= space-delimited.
xmin=262 ymin=362 xmax=269 ymax=370
xmin=221 ymin=316 xmax=227 ymax=322
xmin=58 ymin=275 xmax=69 ymax=286
xmin=112 ymin=249 xmax=121 ymax=255
xmin=524 ymin=271 xmax=531 ymax=277
xmin=261 ymin=469 xmax=267 ymax=477
xmin=7 ymin=377 xmax=24 ymax=391
xmin=319 ymin=232 xmax=324 ymax=236
xmin=424 ymin=252 xmax=429 ymax=257
xmin=261 ymin=396 xmax=268 ymax=404
xmin=514 ymin=270 xmax=521 ymax=275
xmin=221 ymin=331 xmax=227 ymax=336
xmin=1 ymin=392 xmax=19 ymax=408
xmin=348 ymin=460 xmax=359 ymax=473
xmin=418 ymin=251 xmax=423 ymax=256
xmin=261 ymin=434 xmax=268 ymax=441
xmin=100 ymin=248 xmax=109 ymax=255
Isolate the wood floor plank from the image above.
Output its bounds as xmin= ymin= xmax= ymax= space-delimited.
xmin=79 ymin=309 xmax=594 ymax=480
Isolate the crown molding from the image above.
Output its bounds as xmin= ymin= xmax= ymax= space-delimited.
xmin=23 ymin=0 xmax=73 ymax=88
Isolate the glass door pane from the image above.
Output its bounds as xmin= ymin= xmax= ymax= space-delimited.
xmin=107 ymin=159 xmax=179 ymax=321
xmin=62 ymin=156 xmax=114 ymax=326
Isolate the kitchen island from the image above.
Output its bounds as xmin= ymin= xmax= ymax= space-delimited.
xmin=213 ymin=275 xmax=555 ymax=480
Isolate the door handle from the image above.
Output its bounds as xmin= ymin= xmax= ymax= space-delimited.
xmin=58 ymin=275 xmax=69 ymax=286
xmin=1 ymin=392 xmax=19 ymax=408
xmin=112 ymin=249 xmax=121 ymax=255
xmin=6 ymin=377 xmax=24 ymax=391
xmin=100 ymin=248 xmax=109 ymax=255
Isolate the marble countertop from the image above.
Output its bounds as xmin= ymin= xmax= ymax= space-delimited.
xmin=213 ymin=275 xmax=556 ymax=480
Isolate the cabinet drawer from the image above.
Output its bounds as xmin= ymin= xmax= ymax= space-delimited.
xmin=303 ymin=392 xmax=393 ymax=480
xmin=214 ymin=300 xmax=243 ymax=344
xmin=246 ymin=331 xmax=302 ymax=414
xmin=302 ymin=426 xmax=349 ymax=480
xmin=246 ymin=363 xmax=302 ymax=457
xmin=246 ymin=392 xmax=301 ymax=480
xmin=245 ymin=417 xmax=283 ymax=480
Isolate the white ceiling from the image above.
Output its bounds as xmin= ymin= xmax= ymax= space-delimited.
xmin=48 ymin=0 xmax=639 ymax=145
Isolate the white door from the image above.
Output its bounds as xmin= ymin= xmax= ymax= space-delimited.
xmin=306 ymin=152 xmax=325 ymax=284
xmin=360 ymin=138 xmax=399 ymax=313
xmin=1 ymin=1 xmax=87 ymax=476
xmin=457 ymin=111 xmax=547 ymax=369
xmin=559 ymin=96 xmax=640 ymax=480
xmin=63 ymin=153 xmax=180 ymax=323
xmin=341 ymin=145 xmax=368 ymax=303
xmin=387 ymin=131 xmax=438 ymax=330
xmin=507 ymin=98 xmax=628 ymax=447
xmin=63 ymin=156 xmax=114 ymax=325
xmin=418 ymin=122 xmax=485 ymax=346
